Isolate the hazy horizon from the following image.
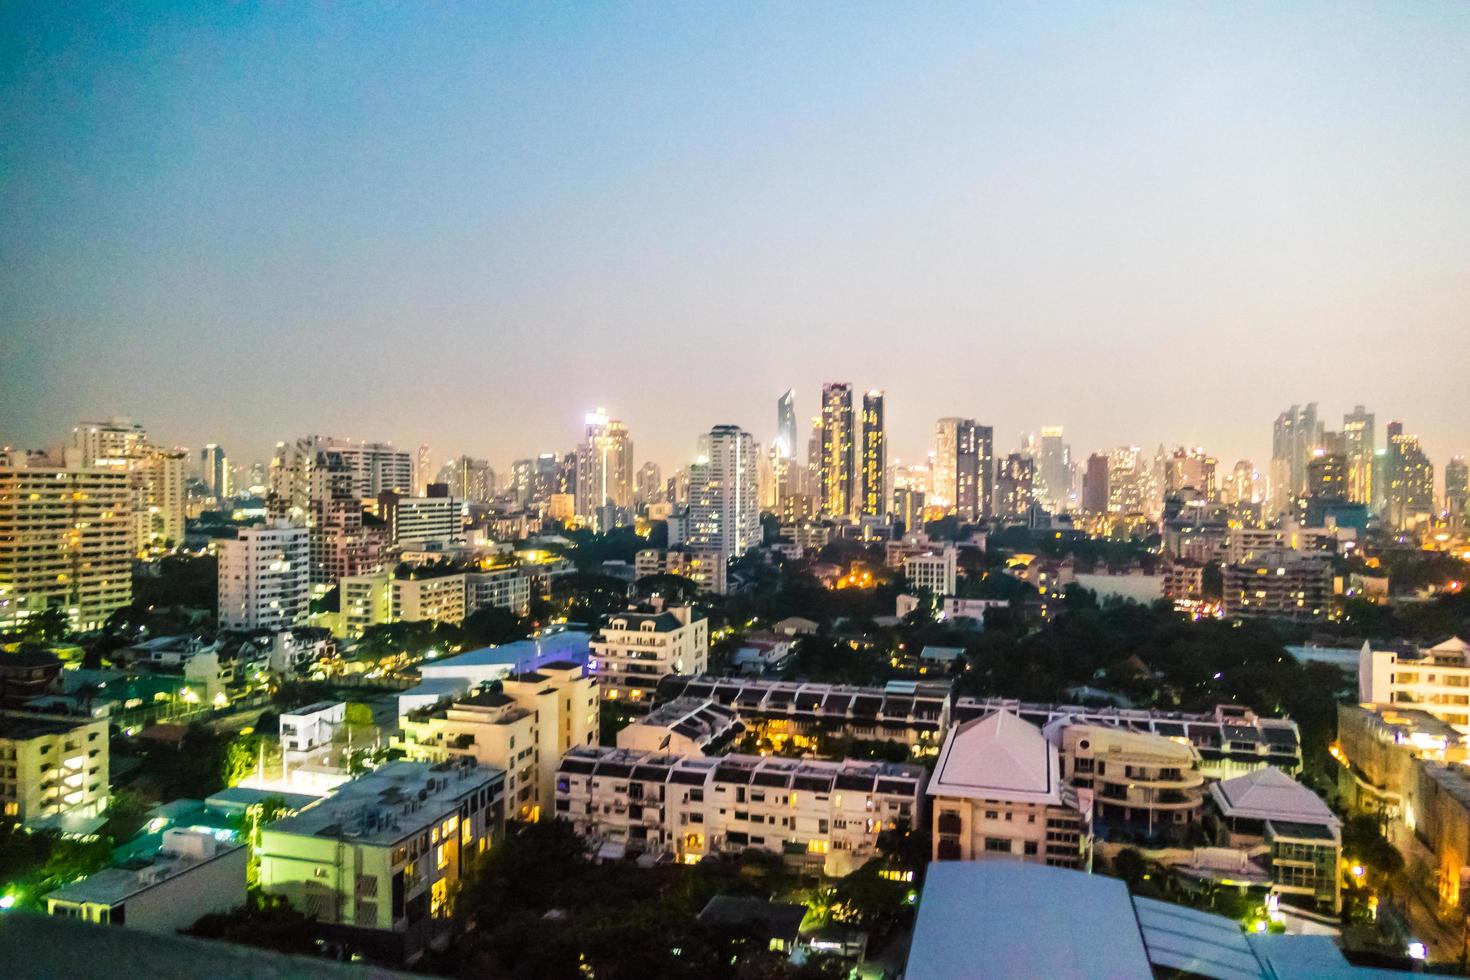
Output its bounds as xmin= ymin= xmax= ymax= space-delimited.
xmin=4 ymin=3 xmax=1468 ymax=474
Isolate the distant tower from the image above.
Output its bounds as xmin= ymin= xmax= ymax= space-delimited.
xmin=819 ymin=383 xmax=855 ymax=517
xmin=860 ymin=391 xmax=886 ymax=518
xmin=776 ymin=389 xmax=797 ymax=460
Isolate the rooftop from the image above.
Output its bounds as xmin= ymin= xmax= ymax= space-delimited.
xmin=928 ymin=710 xmax=1062 ymax=805
xmin=418 ymin=630 xmax=590 ymax=675
xmin=1209 ymin=767 xmax=1337 ymax=828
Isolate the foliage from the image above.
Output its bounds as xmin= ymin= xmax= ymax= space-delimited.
xmin=1341 ymin=814 xmax=1404 ymax=878
xmin=187 ymin=892 xmax=320 ymax=955
xmin=549 ymin=573 xmax=633 ymax=621
xmin=223 ymin=730 xmax=281 ymax=789
xmin=343 ymin=701 xmax=374 ymax=730
xmin=131 ymin=554 xmax=219 ymax=611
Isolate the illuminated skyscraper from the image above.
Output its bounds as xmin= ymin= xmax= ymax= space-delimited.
xmin=576 ymin=410 xmax=635 ymax=528
xmin=1036 ymin=427 xmax=1071 ymax=512
xmin=1446 ymin=457 xmax=1468 ymax=527
xmin=689 ymin=425 xmax=759 ymax=571
xmin=1385 ymin=422 xmax=1434 ymax=531
xmin=932 ymin=418 xmax=961 ymax=512
xmin=819 ymin=383 xmax=855 ymax=517
xmin=1270 ymin=404 xmax=1322 ymax=515
xmin=415 ymin=443 xmax=433 ymax=496
xmin=997 ymin=452 xmax=1035 ymax=518
xmin=1342 ymin=406 xmax=1375 ymax=508
xmin=776 ymin=389 xmax=797 ymax=460
xmin=860 ymin=390 xmax=886 ymax=518
xmin=636 ymin=462 xmax=664 ymax=507
xmin=201 ymin=444 xmax=229 ymax=500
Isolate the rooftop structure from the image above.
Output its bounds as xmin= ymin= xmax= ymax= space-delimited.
xmin=616 ymin=697 xmax=742 ymax=756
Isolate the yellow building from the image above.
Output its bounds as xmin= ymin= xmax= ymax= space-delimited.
xmin=0 ymin=711 xmax=110 ymax=830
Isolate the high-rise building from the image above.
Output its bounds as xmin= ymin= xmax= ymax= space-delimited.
xmin=635 ymin=462 xmax=663 ymax=508
xmin=1306 ymin=452 xmax=1347 ymax=500
xmin=997 ymin=453 xmax=1035 ymax=519
xmin=934 ymin=418 xmax=986 ymax=520
xmin=1270 ymin=404 xmax=1323 ymax=515
xmin=932 ymin=418 xmax=960 ymax=512
xmin=1385 ymin=422 xmax=1434 ymax=531
xmin=1163 ymin=448 xmax=1218 ymax=502
xmin=1081 ymin=453 xmax=1110 ymax=515
xmin=200 ymin=444 xmax=229 ymax=500
xmin=1106 ymin=447 xmax=1151 ymax=515
xmin=576 ymin=410 xmax=634 ymax=527
xmin=0 ymin=450 xmax=133 ymax=631
xmin=860 ymin=391 xmax=886 ymax=518
xmin=415 ymin=443 xmax=433 ymax=496
xmin=1036 ymin=427 xmax=1070 ymax=513
xmin=269 ymin=437 xmax=385 ymax=585
xmin=1447 ymin=457 xmax=1469 ymax=526
xmin=1342 ymin=406 xmax=1375 ymax=508
xmin=440 ymin=456 xmax=495 ymax=505
xmin=379 ymin=493 xmax=464 ymax=548
xmin=975 ymin=425 xmax=995 ymax=520
xmin=819 ymin=383 xmax=855 ymax=517
xmin=74 ymin=418 xmax=186 ymax=554
xmin=689 ymin=426 xmax=759 ymax=574
xmin=332 ymin=441 xmax=414 ymax=500
xmin=776 ymin=389 xmax=797 ymax=461
xmin=217 ymin=520 xmax=310 ymax=631
xmin=1224 ymin=460 xmax=1260 ymax=506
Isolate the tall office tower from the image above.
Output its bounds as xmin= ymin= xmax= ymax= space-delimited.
xmin=1082 ymin=453 xmax=1110 ymax=514
xmin=776 ymin=389 xmax=797 ymax=460
xmin=556 ymin=452 xmax=578 ymax=495
xmin=1106 ymin=447 xmax=1150 ymax=514
xmin=269 ymin=437 xmax=380 ymax=585
xmin=532 ymin=453 xmax=560 ymax=505
xmin=73 ymin=418 xmax=186 ymax=553
xmin=441 ymin=456 xmax=495 ymax=505
xmin=1342 ymin=406 xmax=1376 ymax=508
xmin=1164 ymin=448 xmax=1219 ymax=502
xmin=1036 ymin=427 xmax=1070 ymax=512
xmin=636 ymin=462 xmax=664 ymax=507
xmin=997 ymin=452 xmax=1035 ymax=518
xmin=893 ymin=487 xmax=926 ymax=533
xmin=974 ymin=425 xmax=995 ymax=520
xmin=331 ymin=441 xmax=413 ymax=500
xmin=576 ymin=410 xmax=635 ymax=527
xmin=217 ymin=520 xmax=310 ymax=631
xmin=415 ymin=444 xmax=433 ymax=496
xmin=1269 ymin=404 xmax=1323 ymax=514
xmin=1446 ymin=457 xmax=1469 ymax=526
xmin=1385 ymin=422 xmax=1435 ymax=531
xmin=688 ymin=426 xmax=759 ymax=573
xmin=1225 ymin=460 xmax=1260 ymax=505
xmin=665 ymin=467 xmax=690 ymax=508
xmin=934 ymin=417 xmax=984 ymax=518
xmin=860 ymin=390 xmax=886 ymax=518
xmin=932 ymin=418 xmax=960 ymax=512
xmin=957 ymin=421 xmax=982 ymax=520
xmin=819 ymin=383 xmax=855 ymax=517
xmin=0 ymin=450 xmax=133 ymax=631
xmin=510 ymin=459 xmax=535 ymax=506
xmin=1306 ymin=452 xmax=1348 ymax=500
xmin=201 ymin=444 xmax=230 ymax=500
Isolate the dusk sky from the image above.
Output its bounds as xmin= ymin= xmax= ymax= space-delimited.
xmin=3 ymin=2 xmax=1468 ymax=474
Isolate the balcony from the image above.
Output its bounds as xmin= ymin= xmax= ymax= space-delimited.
xmin=936 ymin=812 xmax=963 ymax=835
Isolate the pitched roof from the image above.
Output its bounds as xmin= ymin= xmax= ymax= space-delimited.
xmin=927 ymin=709 xmax=1062 ymax=805
xmin=1209 ymin=766 xmax=1337 ymax=826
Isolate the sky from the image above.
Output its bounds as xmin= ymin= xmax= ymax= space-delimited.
xmin=3 ymin=2 xmax=1469 ymax=477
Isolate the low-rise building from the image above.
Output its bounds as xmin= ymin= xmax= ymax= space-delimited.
xmin=555 ymin=747 xmax=926 ymax=876
xmin=653 ymin=676 xmax=952 ymax=757
xmin=730 ymin=632 xmax=795 ymax=675
xmin=0 ymin=711 xmax=108 ymax=830
xmin=1358 ymin=636 xmax=1470 ymax=732
xmin=280 ymin=701 xmax=345 ymax=753
xmin=902 ymin=547 xmax=957 ymax=597
xmin=46 ymin=827 xmax=246 ymax=933
xmin=928 ymin=710 xmax=1092 ymax=869
xmin=1222 ymin=552 xmax=1334 ymax=621
xmin=1209 ymin=766 xmax=1341 ymax=914
xmin=1333 ymin=701 xmax=1465 ymax=821
xmin=1056 ymin=724 xmax=1205 ymax=840
xmin=616 ymin=698 xmax=742 ymax=756
xmin=590 ymin=603 xmax=709 ymax=703
xmin=634 ymin=546 xmax=727 ymax=594
xmin=257 ymin=760 xmax=505 ymax=962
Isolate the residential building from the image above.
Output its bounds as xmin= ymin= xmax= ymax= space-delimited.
xmin=1221 ymin=552 xmax=1333 ymax=621
xmin=396 ymin=661 xmax=597 ymax=822
xmin=929 ymin=710 xmax=1092 ymax=868
xmin=590 ymin=603 xmax=709 ymax=702
xmin=200 ymin=444 xmax=229 ymax=500
xmin=1447 ymin=456 xmax=1469 ymax=526
xmin=818 ymin=383 xmax=855 ymax=517
xmin=860 ymin=391 xmax=886 ymax=518
xmin=280 ymin=701 xmax=345 ymax=753
xmin=634 ymin=545 xmax=727 ymax=594
xmin=1035 ymin=427 xmax=1070 ymax=513
xmin=46 ymin=828 xmax=246 ymax=934
xmin=1209 ymin=767 xmax=1341 ymax=913
xmin=269 ymin=437 xmax=387 ymax=585
xmin=688 ymin=425 xmax=759 ymax=573
xmin=73 ymin=418 xmax=186 ymax=554
xmin=616 ymin=697 xmax=742 ymax=755
xmin=0 ymin=711 xmax=109 ymax=829
xmin=1358 ymin=636 xmax=1470 ymax=731
xmin=1385 ymin=422 xmax=1434 ymax=532
xmin=257 ymin=760 xmax=505 ymax=961
xmin=654 ymin=675 xmax=953 ymax=756
xmin=0 ymin=451 xmax=133 ymax=631
xmin=341 ymin=572 xmax=392 ymax=637
xmin=1161 ymin=560 xmax=1205 ymax=602
xmin=216 ymin=520 xmax=310 ymax=632
xmin=555 ymin=746 xmax=926 ymax=876
xmin=1056 ymin=724 xmax=1204 ymax=839
xmin=333 ymin=441 xmax=414 ymax=500
xmin=438 ymin=456 xmax=494 ymax=505
xmin=380 ymin=494 xmax=463 ymax=548
xmin=933 ymin=418 xmax=985 ymax=520
xmin=1342 ymin=405 xmax=1376 ymax=508
xmin=952 ymin=699 xmax=1301 ymax=779
xmin=1332 ymin=702 xmax=1464 ymax=822
xmin=995 ymin=452 xmax=1034 ymax=519
xmin=464 ymin=567 xmax=531 ymax=616
xmin=903 ymin=546 xmax=958 ymax=597
xmin=635 ymin=461 xmax=663 ymax=508
xmin=392 ymin=572 xmax=469 ymax=625
xmin=1081 ymin=452 xmax=1109 ymax=515
xmin=1269 ymin=404 xmax=1323 ymax=515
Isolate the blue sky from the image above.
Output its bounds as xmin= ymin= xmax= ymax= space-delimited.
xmin=3 ymin=2 xmax=1468 ymax=474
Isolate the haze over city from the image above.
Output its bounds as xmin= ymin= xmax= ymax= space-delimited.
xmin=4 ymin=2 xmax=1470 ymax=470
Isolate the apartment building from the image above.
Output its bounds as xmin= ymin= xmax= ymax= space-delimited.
xmin=46 ymin=828 xmax=246 ymax=933
xmin=952 ymin=698 xmax=1301 ymax=779
xmin=380 ymin=494 xmax=463 ymax=548
xmin=341 ymin=566 xmax=532 ymax=637
xmin=216 ymin=520 xmax=310 ymax=631
xmin=396 ymin=661 xmax=597 ymax=822
xmin=929 ymin=710 xmax=1092 ymax=869
xmin=1209 ymin=767 xmax=1341 ymax=914
xmin=72 ymin=418 xmax=187 ymax=555
xmin=1222 ymin=552 xmax=1333 ymax=621
xmin=590 ymin=603 xmax=708 ymax=702
xmin=0 ymin=711 xmax=109 ymax=829
xmin=555 ymin=746 xmax=926 ymax=876
xmin=1057 ymin=724 xmax=1205 ymax=839
xmin=616 ymin=698 xmax=742 ymax=756
xmin=392 ymin=572 xmax=468 ymax=625
xmin=1333 ymin=702 xmax=1464 ymax=821
xmin=464 ymin=567 xmax=531 ymax=616
xmin=1359 ymin=636 xmax=1470 ymax=731
xmin=902 ymin=547 xmax=958 ymax=597
xmin=257 ymin=760 xmax=504 ymax=962
xmin=280 ymin=701 xmax=345 ymax=753
xmin=0 ymin=452 xmax=133 ymax=632
xmin=634 ymin=546 xmax=727 ymax=594
xmin=653 ymin=675 xmax=952 ymax=756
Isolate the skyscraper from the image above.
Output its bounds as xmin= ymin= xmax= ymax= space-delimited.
xmin=689 ymin=425 xmax=759 ymax=572
xmin=974 ymin=424 xmax=995 ymax=520
xmin=415 ymin=443 xmax=433 ymax=496
xmin=1342 ymin=406 xmax=1375 ymax=508
xmin=934 ymin=417 xmax=986 ymax=518
xmin=860 ymin=390 xmax=886 ymax=518
xmin=201 ymin=444 xmax=229 ymax=500
xmin=1036 ymin=427 xmax=1070 ymax=512
xmin=997 ymin=452 xmax=1035 ymax=518
xmin=1385 ymin=422 xmax=1434 ymax=531
xmin=74 ymin=418 xmax=185 ymax=554
xmin=776 ymin=389 xmax=797 ymax=460
xmin=636 ymin=462 xmax=664 ymax=507
xmin=1082 ymin=453 xmax=1110 ymax=514
xmin=932 ymin=418 xmax=961 ymax=512
xmin=269 ymin=436 xmax=384 ymax=584
xmin=1446 ymin=457 xmax=1468 ymax=527
xmin=332 ymin=441 xmax=414 ymax=499
xmin=1270 ymin=404 xmax=1322 ymax=514
xmin=819 ymin=383 xmax=855 ymax=517
xmin=576 ymin=410 xmax=635 ymax=528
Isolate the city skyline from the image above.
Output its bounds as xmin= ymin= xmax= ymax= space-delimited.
xmin=4 ymin=4 xmax=1469 ymax=470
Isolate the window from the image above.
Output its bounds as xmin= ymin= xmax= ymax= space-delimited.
xmin=985 ymin=838 xmax=1011 ymax=853
xmin=1023 ymin=841 xmax=1038 ymax=856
